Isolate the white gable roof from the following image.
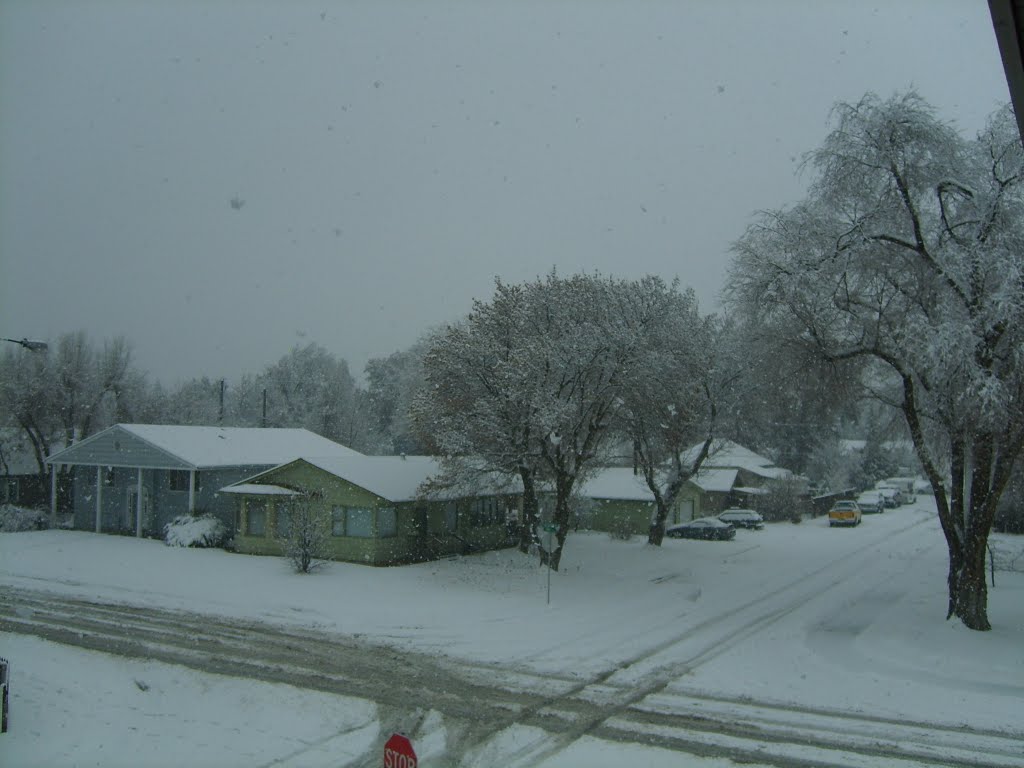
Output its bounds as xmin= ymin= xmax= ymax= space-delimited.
xmin=300 ymin=455 xmax=443 ymax=502
xmin=579 ymin=468 xmax=657 ymax=502
xmin=121 ymin=425 xmax=361 ymax=468
xmin=230 ymin=455 xmax=521 ymax=503
xmin=47 ymin=424 xmax=362 ymax=469
xmin=690 ymin=467 xmax=739 ymax=493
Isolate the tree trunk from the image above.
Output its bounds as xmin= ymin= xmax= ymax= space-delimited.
xmin=647 ymin=496 xmax=669 ymax=546
xmin=517 ymin=468 xmax=540 ymax=554
xmin=540 ymin=473 xmax=574 ymax=571
xmin=949 ymin=539 xmax=991 ymax=630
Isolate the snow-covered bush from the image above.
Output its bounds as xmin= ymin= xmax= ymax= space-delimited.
xmin=758 ymin=477 xmax=808 ymax=523
xmin=163 ymin=513 xmax=227 ymax=548
xmin=0 ymin=504 xmax=50 ymax=532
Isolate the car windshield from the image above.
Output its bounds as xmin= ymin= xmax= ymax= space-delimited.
xmin=2 ymin=3 xmax=1022 ymax=768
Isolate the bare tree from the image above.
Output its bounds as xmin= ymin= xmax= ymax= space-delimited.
xmin=276 ymin=498 xmax=331 ymax=574
xmin=729 ymin=92 xmax=1024 ymax=630
xmin=0 ymin=345 xmax=56 ymax=478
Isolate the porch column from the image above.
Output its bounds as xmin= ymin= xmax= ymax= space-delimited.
xmin=50 ymin=463 xmax=58 ymax=521
xmin=188 ymin=469 xmax=196 ymax=514
xmin=136 ymin=469 xmax=143 ymax=538
xmin=95 ymin=466 xmax=103 ymax=533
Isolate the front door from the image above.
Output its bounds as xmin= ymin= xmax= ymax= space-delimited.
xmin=672 ymin=499 xmax=695 ymax=525
xmin=125 ymin=486 xmax=152 ymax=533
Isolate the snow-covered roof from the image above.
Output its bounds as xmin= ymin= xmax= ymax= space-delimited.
xmin=47 ymin=424 xmax=362 ymax=469
xmin=121 ymin=425 xmax=362 ymax=468
xmin=299 ymin=455 xmax=444 ymax=502
xmin=690 ymin=439 xmax=776 ymax=471
xmin=229 ymin=455 xmax=519 ymax=503
xmin=734 ymin=486 xmax=769 ymax=496
xmin=742 ymin=465 xmax=792 ymax=480
xmin=219 ymin=483 xmax=301 ymax=496
xmin=690 ymin=467 xmax=739 ymax=493
xmin=578 ymin=468 xmax=657 ymax=501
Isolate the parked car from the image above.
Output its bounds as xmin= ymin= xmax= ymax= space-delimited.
xmin=828 ymin=500 xmax=862 ymax=527
xmin=666 ymin=517 xmax=737 ymax=541
xmin=875 ymin=486 xmax=903 ymax=507
xmin=717 ymin=508 xmax=765 ymax=529
xmin=883 ymin=477 xmax=917 ymax=503
xmin=855 ymin=492 xmax=885 ymax=514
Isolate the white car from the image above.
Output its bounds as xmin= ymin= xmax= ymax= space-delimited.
xmin=717 ymin=508 xmax=765 ymax=529
xmin=876 ymin=486 xmax=903 ymax=507
xmin=855 ymin=492 xmax=885 ymax=514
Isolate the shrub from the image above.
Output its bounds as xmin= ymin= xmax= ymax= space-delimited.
xmin=758 ymin=477 xmax=809 ymax=523
xmin=0 ymin=505 xmax=50 ymax=532
xmin=163 ymin=513 xmax=227 ymax=548
xmin=276 ymin=500 xmax=331 ymax=573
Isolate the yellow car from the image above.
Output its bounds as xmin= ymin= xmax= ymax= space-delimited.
xmin=828 ymin=500 xmax=863 ymax=527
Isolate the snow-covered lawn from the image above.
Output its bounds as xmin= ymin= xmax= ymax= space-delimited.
xmin=1 ymin=498 xmax=1022 ymax=767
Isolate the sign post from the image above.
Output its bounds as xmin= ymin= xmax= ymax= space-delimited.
xmin=383 ymin=732 xmax=417 ymax=768
xmin=1 ymin=656 xmax=9 ymax=733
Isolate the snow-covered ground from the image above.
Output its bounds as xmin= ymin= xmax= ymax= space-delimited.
xmin=1 ymin=497 xmax=1022 ymax=767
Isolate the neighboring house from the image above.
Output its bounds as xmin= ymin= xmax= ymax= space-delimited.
xmin=576 ymin=441 xmax=797 ymax=530
xmin=221 ymin=455 xmax=520 ymax=565
xmin=687 ymin=440 xmax=796 ymax=513
xmin=45 ymin=424 xmax=362 ymax=537
xmin=0 ymin=428 xmax=53 ymax=508
xmin=574 ymin=467 xmax=704 ymax=536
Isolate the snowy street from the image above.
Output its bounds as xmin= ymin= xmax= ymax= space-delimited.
xmin=2 ymin=498 xmax=1023 ymax=767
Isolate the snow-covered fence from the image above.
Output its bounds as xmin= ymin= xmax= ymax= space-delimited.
xmin=987 ymin=539 xmax=1024 ymax=587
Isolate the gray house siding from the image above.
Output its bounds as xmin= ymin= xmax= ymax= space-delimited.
xmin=72 ymin=464 xmax=275 ymax=536
xmin=49 ymin=425 xmax=362 ymax=540
xmin=56 ymin=427 xmax=192 ymax=471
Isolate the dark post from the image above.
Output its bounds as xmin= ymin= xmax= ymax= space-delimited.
xmin=262 ymin=389 xmax=267 ymax=428
xmin=1 ymin=656 xmax=9 ymax=733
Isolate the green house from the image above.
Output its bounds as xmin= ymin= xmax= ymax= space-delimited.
xmin=575 ymin=467 xmax=704 ymax=536
xmin=221 ymin=455 xmax=520 ymax=565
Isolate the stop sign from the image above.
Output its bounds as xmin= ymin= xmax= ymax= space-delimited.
xmin=383 ymin=733 xmax=417 ymax=768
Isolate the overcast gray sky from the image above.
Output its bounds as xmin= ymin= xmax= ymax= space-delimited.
xmin=0 ymin=0 xmax=1011 ymax=386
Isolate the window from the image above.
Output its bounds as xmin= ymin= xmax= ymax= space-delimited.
xmin=331 ymin=506 xmax=345 ymax=537
xmin=246 ymin=500 xmax=266 ymax=537
xmin=275 ymin=503 xmax=290 ymax=538
xmin=168 ymin=470 xmax=189 ymax=492
xmin=103 ymin=467 xmax=115 ymax=486
xmin=378 ymin=507 xmax=397 ymax=538
xmin=469 ymin=497 xmax=502 ymax=527
xmin=345 ymin=507 xmax=373 ymax=538
xmin=444 ymin=502 xmax=458 ymax=533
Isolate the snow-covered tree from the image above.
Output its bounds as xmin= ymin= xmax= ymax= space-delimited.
xmin=163 ymin=376 xmax=225 ymax=426
xmin=52 ymin=332 xmax=135 ymax=445
xmin=729 ymin=92 xmax=1024 ymax=630
xmin=418 ymin=272 xmax=711 ymax=569
xmin=415 ymin=280 xmax=544 ymax=553
xmin=612 ymin=285 xmax=726 ymax=545
xmin=242 ymin=343 xmax=381 ymax=452
xmin=365 ymin=340 xmax=433 ymax=455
